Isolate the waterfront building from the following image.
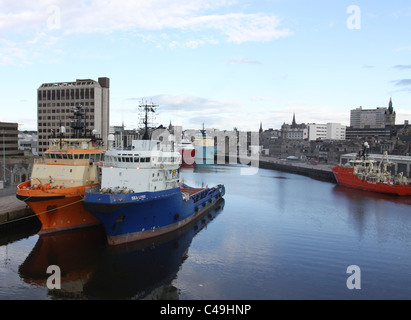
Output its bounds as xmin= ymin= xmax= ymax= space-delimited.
xmin=281 ymin=113 xmax=308 ymax=140
xmin=308 ymin=123 xmax=346 ymax=141
xmin=349 ymin=98 xmax=396 ymax=129
xmin=347 ymin=99 xmax=397 ymax=140
xmin=37 ymin=77 xmax=110 ymax=154
xmin=0 ymin=122 xmax=24 ymax=157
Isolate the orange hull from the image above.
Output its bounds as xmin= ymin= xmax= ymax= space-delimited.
xmin=332 ymin=165 xmax=411 ymax=196
xmin=16 ymin=181 xmax=100 ymax=234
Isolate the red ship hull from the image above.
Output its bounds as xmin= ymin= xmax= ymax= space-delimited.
xmin=332 ymin=165 xmax=411 ymax=196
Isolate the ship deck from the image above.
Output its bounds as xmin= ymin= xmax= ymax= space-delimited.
xmin=181 ymin=187 xmax=205 ymax=196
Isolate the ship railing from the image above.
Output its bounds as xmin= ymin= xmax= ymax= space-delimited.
xmin=85 ymin=185 xmax=100 ymax=194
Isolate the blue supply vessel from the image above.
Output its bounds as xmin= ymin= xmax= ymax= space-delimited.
xmin=83 ymin=138 xmax=225 ymax=245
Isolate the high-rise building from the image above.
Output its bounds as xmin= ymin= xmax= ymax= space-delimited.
xmin=350 ymin=98 xmax=396 ymax=129
xmin=37 ymin=77 xmax=110 ymax=154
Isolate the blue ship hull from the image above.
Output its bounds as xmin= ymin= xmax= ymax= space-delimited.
xmin=83 ymin=185 xmax=225 ymax=245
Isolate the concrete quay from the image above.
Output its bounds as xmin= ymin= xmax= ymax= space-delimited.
xmin=0 ymin=191 xmax=36 ymax=229
xmin=239 ymin=155 xmax=337 ymax=183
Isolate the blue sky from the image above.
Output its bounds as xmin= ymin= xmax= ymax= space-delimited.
xmin=1 ymin=0 xmax=411 ymax=132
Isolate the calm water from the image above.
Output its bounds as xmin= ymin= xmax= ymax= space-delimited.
xmin=1 ymin=164 xmax=410 ymax=300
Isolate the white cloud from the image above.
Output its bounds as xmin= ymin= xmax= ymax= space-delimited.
xmin=0 ymin=0 xmax=291 ymax=43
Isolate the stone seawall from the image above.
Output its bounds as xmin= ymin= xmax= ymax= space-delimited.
xmin=239 ymin=156 xmax=336 ymax=183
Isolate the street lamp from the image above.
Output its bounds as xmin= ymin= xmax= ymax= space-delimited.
xmin=1 ymin=130 xmax=6 ymax=186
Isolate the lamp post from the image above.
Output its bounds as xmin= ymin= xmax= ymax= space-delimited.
xmin=1 ymin=130 xmax=6 ymax=186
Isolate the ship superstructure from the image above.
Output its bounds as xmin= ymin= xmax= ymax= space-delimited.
xmin=332 ymin=142 xmax=411 ymax=196
xmin=83 ymin=103 xmax=225 ymax=245
xmin=16 ymin=106 xmax=105 ymax=234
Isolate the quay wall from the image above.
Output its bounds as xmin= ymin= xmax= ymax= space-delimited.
xmin=0 ymin=194 xmax=36 ymax=229
xmin=239 ymin=156 xmax=337 ymax=183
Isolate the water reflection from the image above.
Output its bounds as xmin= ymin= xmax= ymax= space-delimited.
xmin=18 ymin=199 xmax=225 ymax=299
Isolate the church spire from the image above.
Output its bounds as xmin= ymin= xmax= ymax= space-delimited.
xmin=388 ymin=97 xmax=393 ymax=114
xmin=291 ymin=113 xmax=297 ymax=128
xmin=259 ymin=121 xmax=263 ymax=133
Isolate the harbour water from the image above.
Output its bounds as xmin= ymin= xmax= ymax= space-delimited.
xmin=0 ymin=163 xmax=410 ymax=300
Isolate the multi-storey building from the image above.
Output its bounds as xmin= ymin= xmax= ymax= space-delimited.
xmin=350 ymin=98 xmax=396 ymax=129
xmin=37 ymin=77 xmax=110 ymax=154
xmin=0 ymin=121 xmax=23 ymax=157
xmin=308 ymin=123 xmax=346 ymax=141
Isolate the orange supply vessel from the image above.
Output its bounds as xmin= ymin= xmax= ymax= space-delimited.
xmin=332 ymin=143 xmax=411 ymax=196
xmin=16 ymin=106 xmax=105 ymax=234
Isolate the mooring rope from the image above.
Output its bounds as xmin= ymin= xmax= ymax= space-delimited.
xmin=0 ymin=194 xmax=85 ymax=227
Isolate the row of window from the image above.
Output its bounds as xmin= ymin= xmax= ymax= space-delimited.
xmin=39 ymin=115 xmax=94 ymax=120
xmin=38 ymin=108 xmax=95 ymax=114
xmin=38 ymin=122 xmax=94 ymax=128
xmin=45 ymin=153 xmax=104 ymax=161
xmin=38 ymin=88 xmax=95 ymax=101
xmin=105 ymin=155 xmax=177 ymax=163
xmin=38 ymin=103 xmax=95 ymax=108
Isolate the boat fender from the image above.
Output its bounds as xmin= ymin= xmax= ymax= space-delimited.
xmin=174 ymin=213 xmax=180 ymax=221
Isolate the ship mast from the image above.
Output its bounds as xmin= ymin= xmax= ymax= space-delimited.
xmin=139 ymin=101 xmax=158 ymax=140
xmin=70 ymin=104 xmax=86 ymax=139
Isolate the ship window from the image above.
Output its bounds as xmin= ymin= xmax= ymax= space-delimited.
xmin=62 ymin=154 xmax=68 ymax=159
xmin=140 ymin=158 xmax=145 ymax=163
xmin=84 ymin=154 xmax=89 ymax=159
xmin=146 ymin=157 xmax=150 ymax=162
xmin=68 ymin=154 xmax=73 ymax=159
xmin=55 ymin=154 xmax=62 ymax=159
xmin=79 ymin=154 xmax=84 ymax=159
xmin=74 ymin=154 xmax=79 ymax=159
xmin=95 ymin=154 xmax=100 ymax=161
xmin=134 ymin=157 xmax=139 ymax=163
xmin=45 ymin=153 xmax=50 ymax=159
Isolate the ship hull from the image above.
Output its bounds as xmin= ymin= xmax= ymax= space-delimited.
xmin=16 ymin=181 xmax=100 ymax=234
xmin=83 ymin=185 xmax=225 ymax=245
xmin=332 ymin=165 xmax=411 ymax=196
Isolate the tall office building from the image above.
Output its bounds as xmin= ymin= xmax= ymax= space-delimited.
xmin=350 ymin=99 xmax=396 ymax=129
xmin=37 ymin=77 xmax=110 ymax=154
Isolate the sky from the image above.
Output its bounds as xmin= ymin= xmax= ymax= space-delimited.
xmin=1 ymin=0 xmax=411 ymax=132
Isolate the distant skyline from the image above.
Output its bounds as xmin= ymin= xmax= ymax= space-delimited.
xmin=1 ymin=0 xmax=411 ymax=132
